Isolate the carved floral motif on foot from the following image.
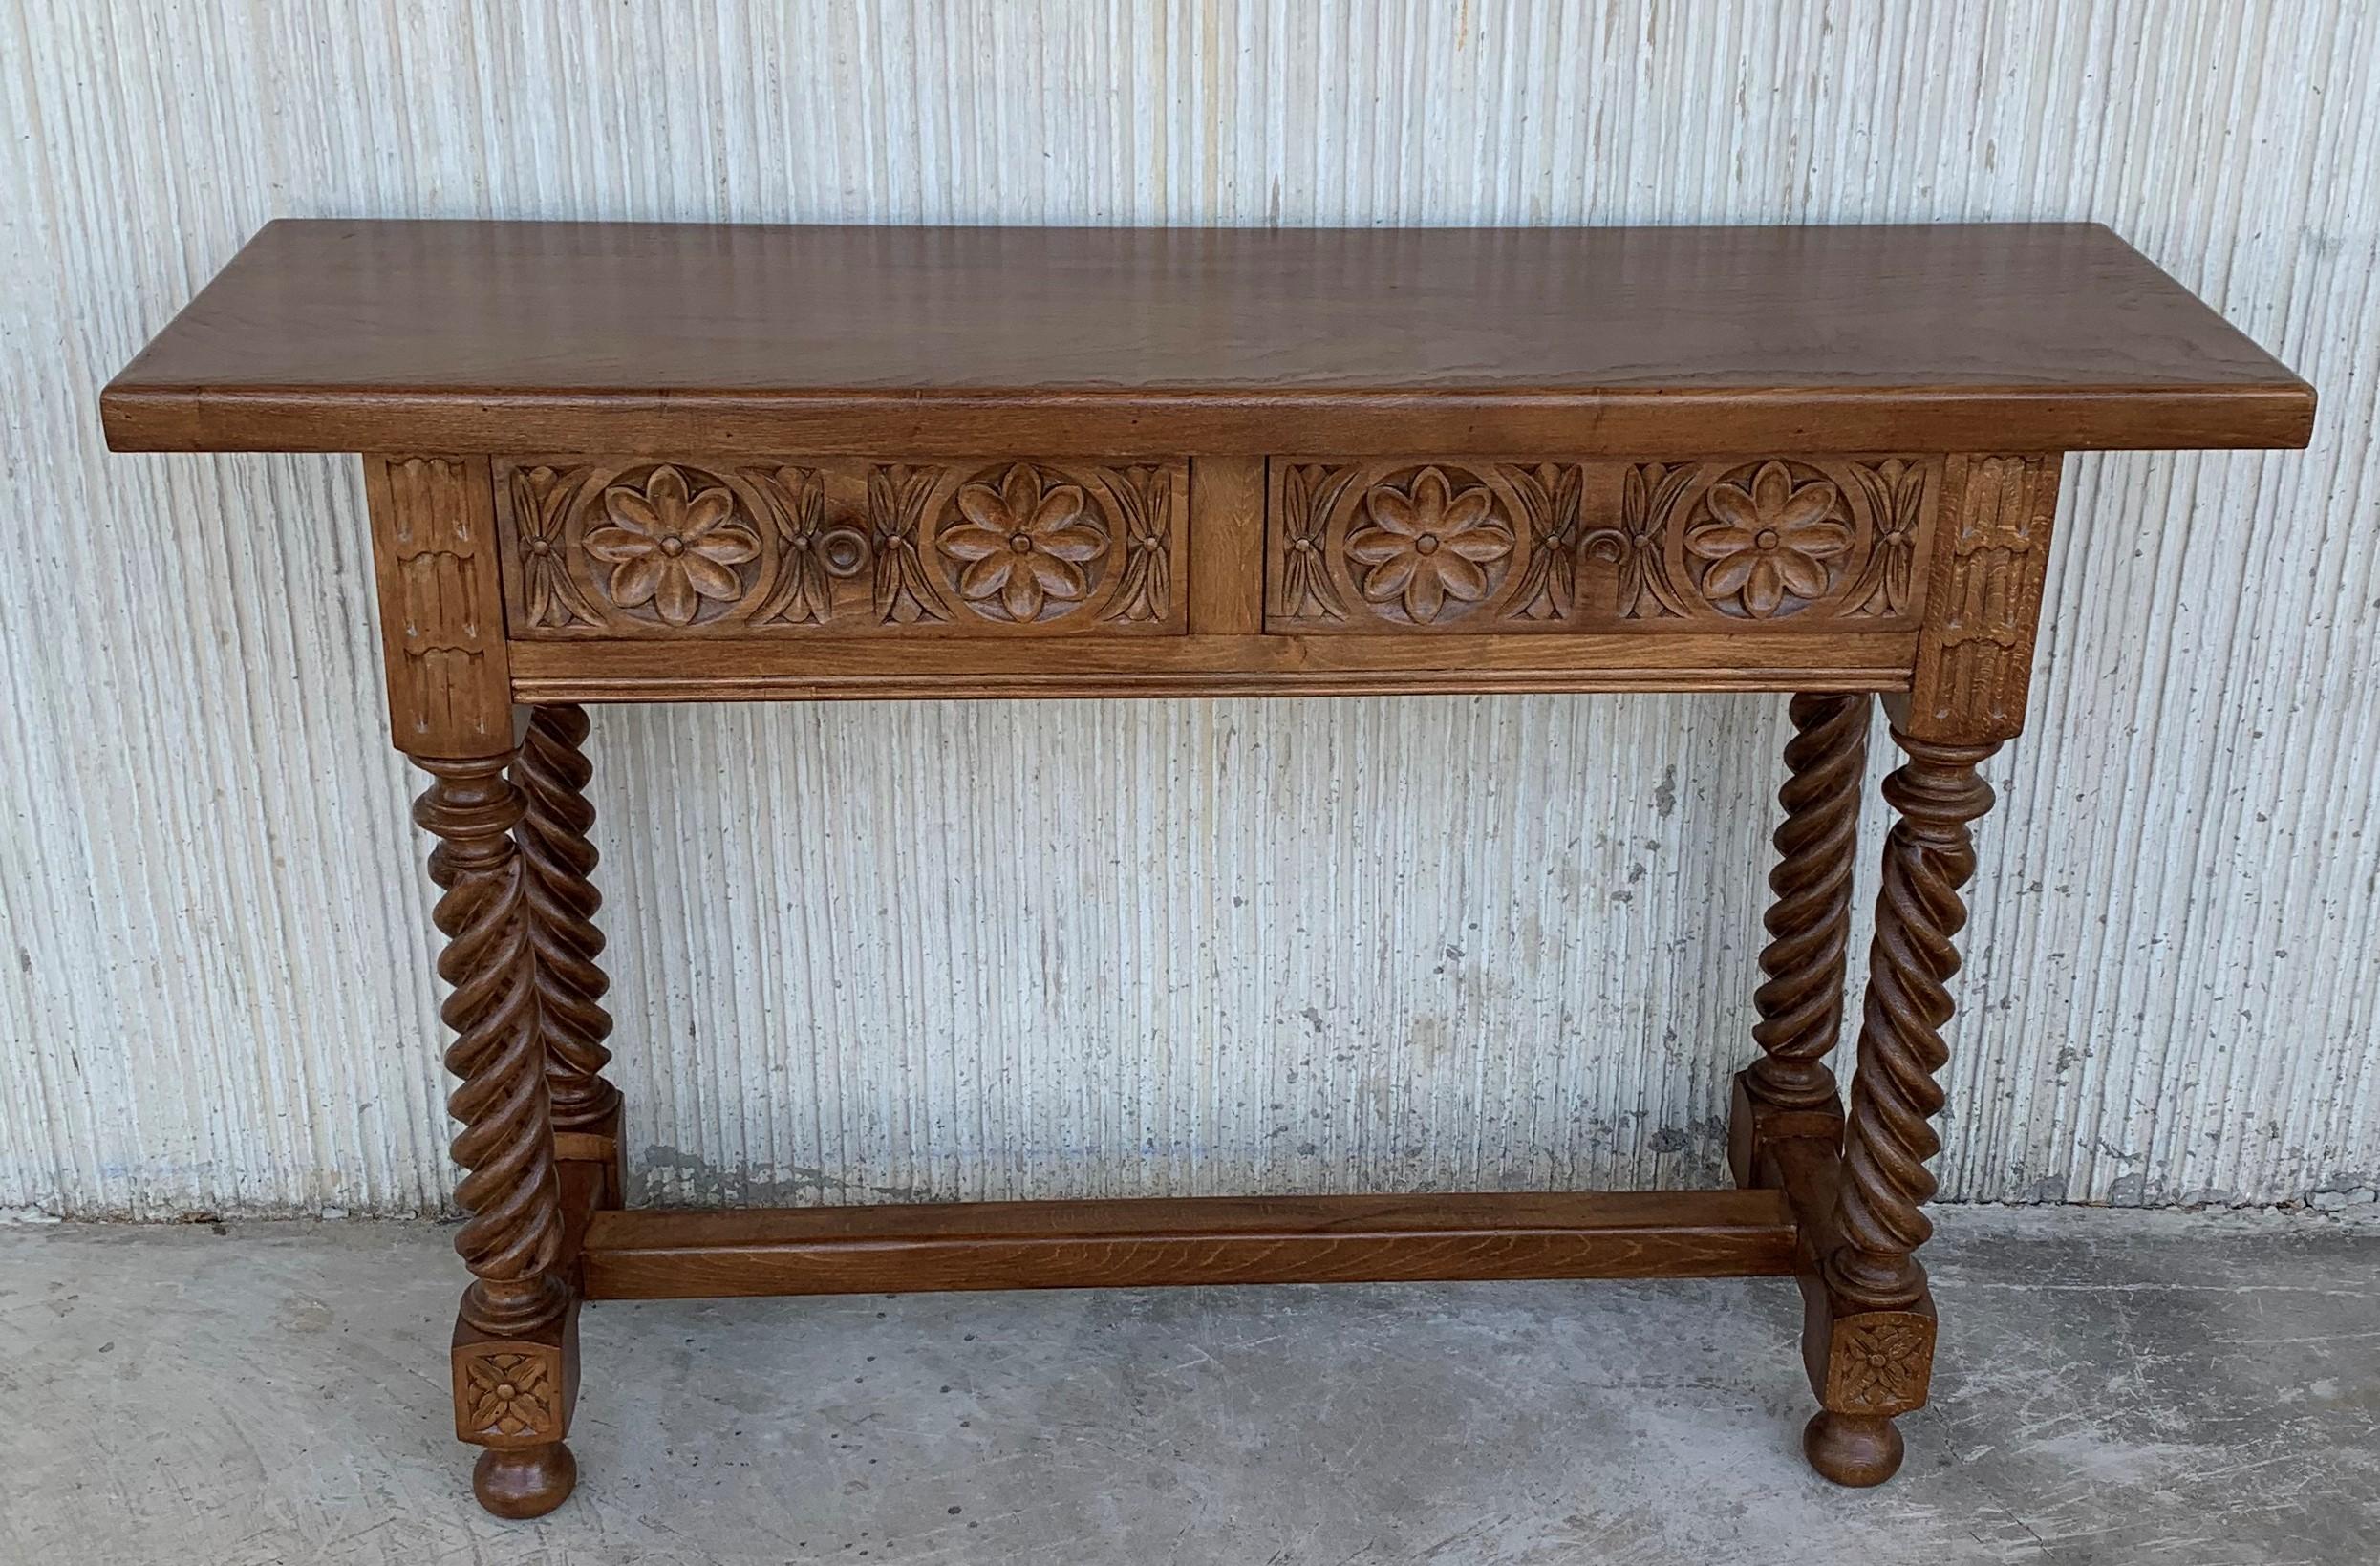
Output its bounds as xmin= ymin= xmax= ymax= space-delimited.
xmin=460 ymin=1348 xmax=564 ymax=1442
xmin=1819 ymin=1313 xmax=1936 ymax=1415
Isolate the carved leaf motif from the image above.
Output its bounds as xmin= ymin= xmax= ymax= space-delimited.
xmin=1345 ymin=466 xmax=1513 ymax=625
xmin=1279 ymin=462 xmax=1357 ymax=621
xmin=1580 ymin=462 xmax=1694 ymax=619
xmin=1096 ymin=465 xmax=1172 ymax=624
xmin=508 ymin=466 xmax=600 ymax=630
xmin=866 ymin=465 xmax=952 ymax=625
xmin=746 ymin=465 xmax=869 ymax=627
xmin=936 ymin=462 xmax=1108 ymax=623
xmin=585 ymin=465 xmax=761 ymax=626
xmin=1843 ymin=459 xmax=1927 ymax=618
xmin=1501 ymin=462 xmax=1583 ymax=622
xmin=1684 ymin=461 xmax=1852 ymax=619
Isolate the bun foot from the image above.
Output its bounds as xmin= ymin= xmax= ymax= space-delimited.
xmin=1803 ymin=1411 xmax=1903 ymax=1487
xmin=474 ymin=1442 xmax=577 ymax=1518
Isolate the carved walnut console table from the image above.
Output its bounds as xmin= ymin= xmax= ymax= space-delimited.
xmin=103 ymin=221 xmax=2311 ymax=1516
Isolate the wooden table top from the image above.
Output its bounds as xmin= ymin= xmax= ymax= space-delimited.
xmin=102 ymin=221 xmax=2313 ymax=458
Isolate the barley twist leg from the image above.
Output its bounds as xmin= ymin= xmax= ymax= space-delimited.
xmin=416 ymin=754 xmax=578 ymax=1517
xmin=1804 ymin=729 xmax=1998 ymax=1486
xmin=1746 ymin=693 xmax=1872 ymax=1109
xmin=511 ymin=704 xmax=620 ymax=1138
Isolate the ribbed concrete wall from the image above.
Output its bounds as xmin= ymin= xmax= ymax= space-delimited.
xmin=3 ymin=0 xmax=2374 ymax=1218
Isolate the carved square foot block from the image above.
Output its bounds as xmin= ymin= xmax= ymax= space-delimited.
xmin=453 ymin=1302 xmax=582 ymax=1519
xmin=1800 ymin=1295 xmax=1938 ymax=1487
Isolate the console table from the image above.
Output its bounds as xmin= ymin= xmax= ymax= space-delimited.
xmin=102 ymin=221 xmax=2312 ymax=1517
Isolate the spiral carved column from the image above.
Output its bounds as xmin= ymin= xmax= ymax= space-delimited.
xmin=418 ymin=757 xmax=567 ymax=1328
xmin=1827 ymin=733 xmax=1998 ymax=1307
xmin=511 ymin=704 xmax=619 ymax=1136
xmin=1800 ymin=727 xmax=1999 ymax=1487
xmin=416 ymin=754 xmax=579 ymax=1518
xmin=1746 ymin=693 xmax=1872 ymax=1109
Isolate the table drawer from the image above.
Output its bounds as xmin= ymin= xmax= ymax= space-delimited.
xmin=1265 ymin=455 xmax=1940 ymax=633
xmin=497 ymin=457 xmax=1188 ymax=637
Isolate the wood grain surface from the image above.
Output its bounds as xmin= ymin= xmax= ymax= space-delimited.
xmin=578 ymin=1190 xmax=1798 ymax=1298
xmin=102 ymin=221 xmax=2312 ymax=457
xmin=501 ymin=628 xmax=1919 ymax=700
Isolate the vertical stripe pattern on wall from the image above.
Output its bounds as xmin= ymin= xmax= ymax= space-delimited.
xmin=1 ymin=0 xmax=2374 ymax=1216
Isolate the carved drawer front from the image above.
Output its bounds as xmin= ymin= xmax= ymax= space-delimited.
xmin=498 ymin=458 xmax=1188 ymax=637
xmin=1266 ymin=456 xmax=1940 ymax=633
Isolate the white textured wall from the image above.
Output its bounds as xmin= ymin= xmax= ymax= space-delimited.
xmin=3 ymin=0 xmax=2376 ymax=1219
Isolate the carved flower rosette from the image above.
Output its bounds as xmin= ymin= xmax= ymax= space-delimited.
xmin=1269 ymin=455 xmax=1938 ymax=633
xmin=1598 ymin=456 xmax=1939 ymax=625
xmin=460 ymin=1348 xmax=563 ymax=1443
xmin=497 ymin=458 xmax=1186 ymax=636
xmin=1274 ymin=461 xmax=1525 ymax=630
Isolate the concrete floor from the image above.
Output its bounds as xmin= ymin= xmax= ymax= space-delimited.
xmin=0 ymin=1208 xmax=2373 ymax=1565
